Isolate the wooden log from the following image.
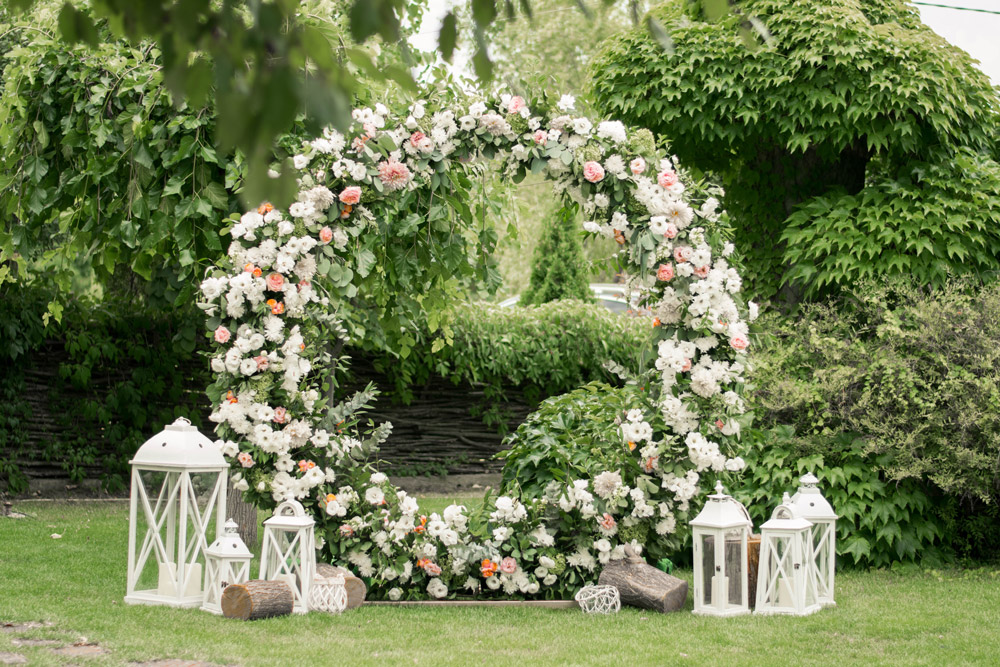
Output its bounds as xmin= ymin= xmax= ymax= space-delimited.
xmin=221 ymin=580 xmax=293 ymax=620
xmin=316 ymin=563 xmax=367 ymax=610
xmin=598 ymin=546 xmax=688 ymax=613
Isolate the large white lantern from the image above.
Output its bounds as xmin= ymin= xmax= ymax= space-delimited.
xmin=201 ymin=519 xmax=253 ymax=614
xmin=690 ymin=481 xmax=753 ymax=617
xmin=260 ymin=499 xmax=316 ymax=614
xmin=788 ymin=472 xmax=838 ymax=607
xmin=755 ymin=495 xmax=820 ymax=616
xmin=125 ymin=417 xmax=228 ymax=607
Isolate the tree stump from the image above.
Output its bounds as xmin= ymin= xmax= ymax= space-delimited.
xmin=227 ymin=485 xmax=258 ymax=548
xmin=316 ymin=563 xmax=367 ymax=610
xmin=598 ymin=546 xmax=688 ymax=613
xmin=221 ymin=580 xmax=293 ymax=620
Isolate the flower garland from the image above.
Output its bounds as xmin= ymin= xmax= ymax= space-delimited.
xmin=200 ymin=92 xmax=757 ymax=600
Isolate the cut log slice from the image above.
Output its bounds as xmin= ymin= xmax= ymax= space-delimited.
xmin=221 ymin=580 xmax=293 ymax=620
xmin=598 ymin=546 xmax=689 ymax=613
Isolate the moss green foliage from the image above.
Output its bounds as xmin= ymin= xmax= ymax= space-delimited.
xmin=0 ymin=288 xmax=209 ymax=493
xmin=746 ymin=279 xmax=1000 ymax=561
xmin=521 ymin=204 xmax=592 ymax=306
xmin=0 ymin=15 xmax=238 ymax=312
xmin=369 ymin=299 xmax=651 ymax=428
xmin=591 ymin=0 xmax=1000 ymax=300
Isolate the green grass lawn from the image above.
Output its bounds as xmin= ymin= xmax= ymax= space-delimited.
xmin=2 ymin=500 xmax=999 ymax=666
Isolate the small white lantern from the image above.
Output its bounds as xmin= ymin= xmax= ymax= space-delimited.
xmin=201 ymin=519 xmax=253 ymax=614
xmin=788 ymin=472 xmax=838 ymax=607
xmin=690 ymin=481 xmax=753 ymax=617
xmin=126 ymin=417 xmax=228 ymax=608
xmin=755 ymin=495 xmax=821 ymax=616
xmin=260 ymin=499 xmax=316 ymax=614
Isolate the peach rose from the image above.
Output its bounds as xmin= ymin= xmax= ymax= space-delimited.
xmin=657 ymin=264 xmax=674 ymax=282
xmin=532 ymin=129 xmax=547 ymax=145
xmin=694 ymin=265 xmax=710 ymax=278
xmin=674 ymin=246 xmax=692 ymax=263
xmin=658 ymin=170 xmax=678 ymax=188
xmin=583 ymin=161 xmax=605 ymax=183
xmin=214 ymin=326 xmax=231 ymax=344
xmin=507 ymin=96 xmax=525 ymax=114
xmin=730 ymin=334 xmax=749 ymax=351
xmin=273 ymin=406 xmax=288 ymax=424
xmin=237 ymin=452 xmax=254 ymax=468
xmin=630 ymin=157 xmax=646 ymax=175
xmin=500 ymin=557 xmax=517 ymax=574
xmin=319 ymin=226 xmax=334 ymax=244
xmin=266 ymin=273 xmax=284 ymax=291
xmin=339 ymin=186 xmax=361 ymax=205
xmin=599 ymin=513 xmax=617 ymax=531
xmin=663 ymin=222 xmax=678 ymax=239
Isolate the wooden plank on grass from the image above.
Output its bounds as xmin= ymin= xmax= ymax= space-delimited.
xmin=365 ymin=600 xmax=578 ymax=608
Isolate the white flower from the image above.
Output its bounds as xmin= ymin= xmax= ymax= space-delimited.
xmin=492 ymin=526 xmax=511 ymax=543
xmin=597 ymin=121 xmax=627 ymax=144
xmin=571 ymin=117 xmax=592 ymax=135
xmin=725 ymin=457 xmax=746 ymax=471
xmin=370 ymin=472 xmax=387 ymax=484
xmin=593 ymin=471 xmax=623 ymax=500
xmin=365 ymin=487 xmax=385 ymax=505
xmin=293 ymin=154 xmax=309 ymax=170
xmin=388 ymin=587 xmax=403 ymax=601
xmin=594 ymin=538 xmax=612 ymax=553
xmin=604 ymin=154 xmax=626 ymax=175
xmin=557 ymin=94 xmax=576 ymax=111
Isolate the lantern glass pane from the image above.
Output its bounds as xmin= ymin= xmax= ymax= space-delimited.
xmin=133 ymin=470 xmax=178 ymax=594
xmin=725 ymin=529 xmax=743 ymax=607
xmin=701 ymin=534 xmax=715 ymax=606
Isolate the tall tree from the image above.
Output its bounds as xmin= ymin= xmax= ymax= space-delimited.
xmin=592 ymin=0 xmax=1000 ymax=300
xmin=521 ymin=203 xmax=593 ymax=305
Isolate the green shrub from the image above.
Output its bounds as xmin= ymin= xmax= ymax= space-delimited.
xmin=365 ymin=299 xmax=652 ymax=429
xmin=746 ymin=278 xmax=1000 ymax=561
xmin=521 ymin=204 xmax=592 ymax=306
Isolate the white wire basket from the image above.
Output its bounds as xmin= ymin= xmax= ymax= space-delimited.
xmin=308 ymin=574 xmax=348 ymax=614
xmin=574 ymin=585 xmax=621 ymax=614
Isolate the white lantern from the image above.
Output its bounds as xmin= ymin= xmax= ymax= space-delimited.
xmin=125 ymin=417 xmax=228 ymax=608
xmin=788 ymin=472 xmax=838 ymax=607
xmin=201 ymin=519 xmax=253 ymax=614
xmin=690 ymin=481 xmax=753 ymax=616
xmin=755 ymin=495 xmax=821 ymax=616
xmin=260 ymin=499 xmax=316 ymax=614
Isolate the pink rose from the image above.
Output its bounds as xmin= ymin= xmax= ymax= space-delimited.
xmin=657 ymin=264 xmax=674 ymax=282
xmin=500 ymin=557 xmax=517 ymax=574
xmin=694 ymin=265 xmax=710 ymax=278
xmin=214 ymin=326 xmax=231 ymax=344
xmin=253 ymin=355 xmax=269 ymax=371
xmin=599 ymin=513 xmax=617 ymax=531
xmin=409 ymin=131 xmax=426 ymax=146
xmin=583 ymin=161 xmax=605 ymax=183
xmin=681 ymin=359 xmax=692 ymax=372
xmin=663 ymin=222 xmax=678 ymax=239
xmin=674 ymin=246 xmax=692 ymax=263
xmin=630 ymin=157 xmax=646 ymax=175
xmin=378 ymin=157 xmax=411 ymax=191
xmin=424 ymin=561 xmax=442 ymax=576
xmin=532 ymin=130 xmax=547 ymax=145
xmin=508 ymin=96 xmax=525 ymax=114
xmin=319 ymin=226 xmax=333 ymax=244
xmin=658 ymin=170 xmax=678 ymax=188
xmin=266 ymin=273 xmax=284 ymax=291
xmin=339 ymin=524 xmax=355 ymax=537
xmin=237 ymin=452 xmax=254 ymax=468
xmin=363 ymin=122 xmax=377 ymax=138
xmin=273 ymin=406 xmax=288 ymax=424
xmin=730 ymin=334 xmax=749 ymax=351
xmin=716 ymin=419 xmax=725 ymax=430
xmin=339 ymin=186 xmax=361 ymax=205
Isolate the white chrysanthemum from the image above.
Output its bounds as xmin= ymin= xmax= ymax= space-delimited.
xmin=593 ymin=471 xmax=623 ymax=500
xmin=557 ymin=94 xmax=576 ymax=111
xmin=597 ymin=121 xmax=627 ymax=144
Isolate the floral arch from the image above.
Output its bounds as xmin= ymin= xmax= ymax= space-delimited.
xmin=200 ymin=93 xmax=756 ymax=600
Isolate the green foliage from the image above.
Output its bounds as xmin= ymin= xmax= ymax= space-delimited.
xmin=0 ymin=19 xmax=239 ymax=309
xmin=368 ymin=299 xmax=651 ymax=428
xmin=591 ymin=0 xmax=1000 ymax=300
xmin=521 ymin=204 xmax=592 ymax=306
xmin=0 ymin=287 xmax=210 ymax=492
xmin=734 ymin=426 xmax=946 ymax=568
xmin=782 ymin=151 xmax=1000 ymax=295
xmin=498 ymin=382 xmax=640 ymax=499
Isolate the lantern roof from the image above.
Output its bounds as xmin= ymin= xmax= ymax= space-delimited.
xmin=690 ymin=482 xmax=753 ymax=530
xmin=131 ymin=417 xmax=228 ymax=469
xmin=206 ymin=519 xmax=253 ymax=559
xmin=264 ymin=499 xmax=315 ymax=529
xmin=760 ymin=498 xmax=814 ymax=532
xmin=788 ymin=472 xmax=838 ymax=520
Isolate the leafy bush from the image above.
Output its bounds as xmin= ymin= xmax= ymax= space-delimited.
xmin=734 ymin=427 xmax=946 ymax=567
xmin=746 ymin=278 xmax=1000 ymax=561
xmin=591 ymin=0 xmax=1000 ymax=300
xmin=366 ymin=299 xmax=652 ymax=429
xmin=521 ymin=204 xmax=592 ymax=306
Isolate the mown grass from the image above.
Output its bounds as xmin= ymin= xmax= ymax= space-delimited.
xmin=2 ymin=501 xmax=999 ymax=666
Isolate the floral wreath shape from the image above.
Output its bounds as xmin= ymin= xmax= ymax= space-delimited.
xmin=200 ymin=92 xmax=758 ymax=601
